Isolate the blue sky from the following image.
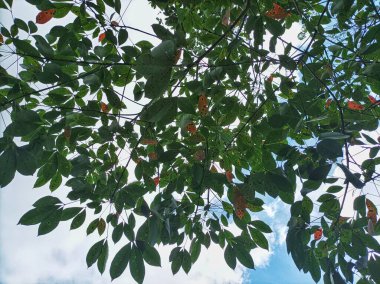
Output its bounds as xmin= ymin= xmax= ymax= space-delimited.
xmin=250 ymin=246 xmax=314 ymax=284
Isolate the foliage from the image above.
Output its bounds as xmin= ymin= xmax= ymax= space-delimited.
xmin=1 ymin=0 xmax=380 ymax=283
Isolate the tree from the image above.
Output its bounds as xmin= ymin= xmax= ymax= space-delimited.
xmin=0 ymin=0 xmax=380 ymax=282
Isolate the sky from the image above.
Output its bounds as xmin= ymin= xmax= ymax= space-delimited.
xmin=2 ymin=1 xmax=378 ymax=284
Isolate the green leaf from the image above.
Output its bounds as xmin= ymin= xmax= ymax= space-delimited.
xmin=38 ymin=208 xmax=62 ymax=235
xmin=103 ymin=88 xmax=122 ymax=109
xmin=234 ymin=244 xmax=255 ymax=269
xmin=97 ymin=218 xmax=106 ymax=235
xmin=97 ymin=240 xmax=109 ymax=274
xmin=279 ymin=55 xmax=297 ymax=70
xmin=249 ymin=227 xmax=269 ymax=250
xmin=309 ymin=251 xmax=321 ymax=282
xmin=368 ymin=256 xmax=380 ymax=283
xmin=152 ymin=24 xmax=173 ymax=40
xmin=49 ymin=172 xmax=62 ymax=192
xmin=171 ymin=249 xmax=182 ymax=275
xmin=331 ymin=0 xmax=354 ymax=15
xmin=251 ymin=220 xmax=272 ymax=233
xmin=143 ymin=244 xmax=161 ymax=267
xmin=112 ymin=223 xmax=124 ymax=243
xmin=0 ymin=147 xmax=16 ymax=187
xmin=123 ymin=223 xmax=135 ymax=241
xmin=6 ymin=109 xmax=41 ymax=137
xmin=130 ymin=245 xmax=145 ymax=284
xmin=190 ymin=240 xmax=201 ymax=263
xmin=144 ymin=70 xmax=171 ymax=99
xmin=337 ymin=164 xmax=365 ymax=189
xmin=182 ymin=250 xmax=192 ymax=274
xmin=141 ymin=98 xmax=177 ymax=123
xmin=317 ymin=139 xmax=343 ymax=159
xmin=16 ymin=146 xmax=38 ymax=176
xmin=320 ymin=132 xmax=350 ymax=140
xmin=110 ymin=243 xmax=131 ymax=280
xmin=265 ymin=17 xmax=285 ymax=37
xmin=87 ymin=219 xmax=99 ymax=235
xmin=178 ymin=97 xmax=196 ymax=114
xmin=18 ymin=205 xmax=58 ymax=225
xmin=118 ymin=29 xmax=128 ymax=45
xmin=224 ymin=244 xmax=236 ymax=269
xmin=57 ymin=154 xmax=71 ymax=178
xmin=363 ymin=63 xmax=380 ymax=78
xmin=70 ymin=210 xmax=86 ymax=230
xmin=33 ymin=196 xmax=61 ymax=207
xmin=61 ymin=207 xmax=82 ymax=221
xmin=86 ymin=240 xmax=104 ymax=268
xmin=354 ymin=195 xmax=366 ymax=217
xmin=12 ymin=38 xmax=40 ymax=57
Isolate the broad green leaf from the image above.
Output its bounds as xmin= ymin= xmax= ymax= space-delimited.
xmin=182 ymin=250 xmax=192 ymax=274
xmin=87 ymin=219 xmax=99 ymax=235
xmin=141 ymin=98 xmax=177 ymax=123
xmin=49 ymin=172 xmax=62 ymax=192
xmin=118 ymin=29 xmax=128 ymax=45
xmin=320 ymin=132 xmax=350 ymax=140
xmin=251 ymin=220 xmax=272 ymax=233
xmin=18 ymin=205 xmax=58 ymax=225
xmin=224 ymin=244 xmax=236 ymax=269
xmin=368 ymin=256 xmax=380 ymax=283
xmin=12 ymin=38 xmax=40 ymax=57
xmin=266 ymin=17 xmax=285 ymax=37
xmin=171 ymin=249 xmax=182 ymax=275
xmin=279 ymin=55 xmax=297 ymax=70
xmin=309 ymin=251 xmax=321 ymax=282
xmin=33 ymin=196 xmax=61 ymax=207
xmin=86 ymin=239 xmax=104 ymax=268
xmin=6 ymin=109 xmax=41 ymax=137
xmin=337 ymin=164 xmax=365 ymax=189
xmin=0 ymin=147 xmax=16 ymax=187
xmin=110 ymin=243 xmax=131 ymax=280
xmin=61 ymin=207 xmax=82 ymax=221
xmin=249 ymin=227 xmax=269 ymax=250
xmin=97 ymin=218 xmax=106 ymax=235
xmin=317 ymin=139 xmax=343 ymax=159
xmin=97 ymin=240 xmax=109 ymax=274
xmin=142 ymin=244 xmax=161 ymax=267
xmin=354 ymin=195 xmax=366 ymax=217
xmin=190 ymin=240 xmax=201 ymax=263
xmin=234 ymin=244 xmax=254 ymax=269
xmin=152 ymin=24 xmax=173 ymax=40
xmin=130 ymin=245 xmax=145 ymax=284
xmin=112 ymin=223 xmax=124 ymax=243
xmin=16 ymin=146 xmax=38 ymax=176
xmin=70 ymin=210 xmax=86 ymax=230
xmin=38 ymin=208 xmax=62 ymax=235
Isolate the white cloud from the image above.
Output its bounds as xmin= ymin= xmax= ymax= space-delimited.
xmin=274 ymin=224 xmax=288 ymax=246
xmin=263 ymin=199 xmax=280 ymax=219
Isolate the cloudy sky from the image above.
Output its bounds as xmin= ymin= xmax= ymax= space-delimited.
xmin=2 ymin=1 xmax=378 ymax=284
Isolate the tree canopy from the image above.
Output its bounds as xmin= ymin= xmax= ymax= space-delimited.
xmin=1 ymin=0 xmax=380 ymax=283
